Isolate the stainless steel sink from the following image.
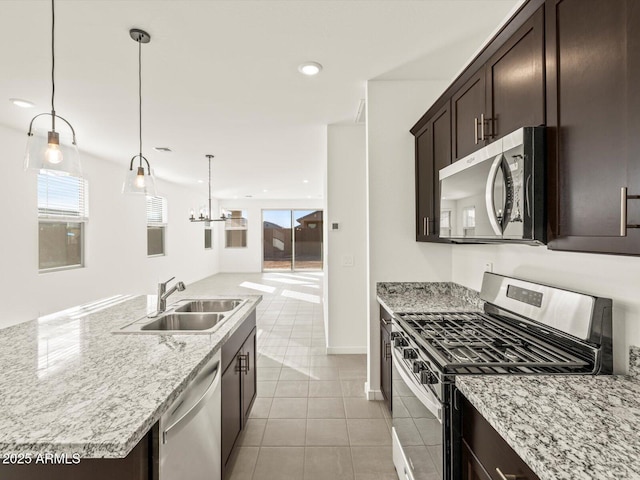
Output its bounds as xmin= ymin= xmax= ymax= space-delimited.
xmin=174 ymin=299 xmax=243 ymax=313
xmin=115 ymin=297 xmax=247 ymax=334
xmin=140 ymin=313 xmax=225 ymax=331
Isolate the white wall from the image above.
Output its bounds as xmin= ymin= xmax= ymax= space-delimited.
xmin=326 ymin=124 xmax=367 ymax=354
xmin=216 ymin=198 xmax=325 ymax=273
xmin=452 ymin=244 xmax=640 ymax=374
xmin=0 ymin=124 xmax=218 ymax=329
xmin=365 ymin=80 xmax=453 ymax=397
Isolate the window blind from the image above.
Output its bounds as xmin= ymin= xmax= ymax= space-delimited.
xmin=37 ymin=172 xmax=89 ymax=221
xmin=146 ymin=196 xmax=167 ymax=226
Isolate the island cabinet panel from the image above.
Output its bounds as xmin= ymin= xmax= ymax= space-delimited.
xmin=452 ymin=71 xmax=486 ymax=161
xmin=546 ymin=0 xmax=640 ymax=255
xmin=415 ymin=102 xmax=451 ymax=242
xmin=0 ymin=426 xmax=156 ymax=480
xmin=485 ymin=6 xmax=545 ymax=141
xmin=462 ymin=396 xmax=540 ymax=480
xmin=379 ymin=306 xmax=393 ymax=412
xmin=221 ymin=310 xmax=257 ymax=477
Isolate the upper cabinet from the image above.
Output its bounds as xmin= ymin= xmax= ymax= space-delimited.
xmin=452 ymin=72 xmax=486 ymax=160
xmin=415 ymin=102 xmax=451 ymax=241
xmin=413 ymin=1 xmax=545 ymax=242
xmin=546 ymin=0 xmax=640 ymax=255
xmin=486 ymin=7 xmax=545 ymax=141
xmin=413 ymin=0 xmax=640 ymax=256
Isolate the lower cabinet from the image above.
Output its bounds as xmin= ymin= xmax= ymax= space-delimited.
xmin=221 ymin=311 xmax=257 ymax=477
xmin=462 ymin=395 xmax=540 ymax=480
xmin=379 ymin=306 xmax=392 ymax=413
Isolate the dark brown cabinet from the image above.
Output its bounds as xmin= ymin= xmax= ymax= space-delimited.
xmin=486 ymin=6 xmax=545 ymax=141
xmin=413 ymin=2 xmax=545 ymax=243
xmin=379 ymin=306 xmax=392 ymax=413
xmin=221 ymin=311 xmax=257 ymax=476
xmin=546 ymin=0 xmax=640 ymax=255
xmin=461 ymin=395 xmax=540 ymax=480
xmin=415 ymin=102 xmax=451 ymax=242
xmin=452 ymin=71 xmax=486 ymax=160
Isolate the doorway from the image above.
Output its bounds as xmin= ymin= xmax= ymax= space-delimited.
xmin=262 ymin=210 xmax=323 ymax=271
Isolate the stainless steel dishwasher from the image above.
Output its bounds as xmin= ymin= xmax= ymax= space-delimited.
xmin=159 ymin=350 xmax=221 ymax=480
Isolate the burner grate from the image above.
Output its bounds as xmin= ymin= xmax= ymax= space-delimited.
xmin=397 ymin=311 xmax=589 ymax=372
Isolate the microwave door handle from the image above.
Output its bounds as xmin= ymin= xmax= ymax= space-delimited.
xmin=485 ymin=154 xmax=504 ymax=236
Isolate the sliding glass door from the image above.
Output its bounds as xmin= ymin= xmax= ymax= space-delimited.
xmin=262 ymin=210 xmax=323 ymax=271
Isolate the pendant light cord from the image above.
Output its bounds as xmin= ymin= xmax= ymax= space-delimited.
xmin=51 ymin=0 xmax=56 ymax=130
xmin=138 ymin=37 xmax=143 ymax=167
xmin=208 ymin=156 xmax=212 ymax=218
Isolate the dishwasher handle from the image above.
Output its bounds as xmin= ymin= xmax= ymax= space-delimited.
xmin=162 ymin=361 xmax=220 ymax=444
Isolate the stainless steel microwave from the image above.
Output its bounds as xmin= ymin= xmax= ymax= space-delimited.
xmin=439 ymin=127 xmax=546 ymax=244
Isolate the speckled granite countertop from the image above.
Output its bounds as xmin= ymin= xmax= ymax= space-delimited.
xmin=376 ymin=282 xmax=483 ymax=313
xmin=0 ymin=278 xmax=261 ymax=458
xmin=457 ymin=367 xmax=640 ymax=480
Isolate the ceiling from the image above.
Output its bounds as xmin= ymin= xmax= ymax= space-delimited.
xmin=0 ymin=0 xmax=520 ymax=200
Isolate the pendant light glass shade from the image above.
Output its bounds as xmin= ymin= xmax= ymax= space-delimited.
xmin=122 ymin=28 xmax=157 ymax=196
xmin=25 ymin=0 xmax=82 ymax=177
xmin=122 ymin=155 xmax=157 ymax=195
xmin=25 ymin=124 xmax=82 ymax=177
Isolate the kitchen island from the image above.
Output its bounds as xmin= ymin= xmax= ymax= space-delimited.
xmin=0 ymin=276 xmax=260 ymax=479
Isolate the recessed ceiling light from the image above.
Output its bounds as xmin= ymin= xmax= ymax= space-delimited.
xmin=303 ymin=179 xmax=309 ymax=184
xmin=263 ymin=189 xmax=268 ymax=193
xmin=197 ymin=180 xmax=204 ymax=184
xmin=298 ymin=62 xmax=323 ymax=76
xmin=153 ymin=147 xmax=172 ymax=152
xmin=9 ymin=98 xmax=35 ymax=108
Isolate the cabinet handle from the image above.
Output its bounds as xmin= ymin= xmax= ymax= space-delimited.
xmin=495 ymin=468 xmax=519 ymax=480
xmin=384 ymin=342 xmax=392 ymax=360
xmin=620 ymin=187 xmax=640 ymax=236
xmin=246 ymin=352 xmax=250 ymax=373
xmin=480 ymin=113 xmax=486 ymax=141
xmin=237 ymin=353 xmax=250 ymax=374
xmin=474 ymin=117 xmax=479 ymax=145
xmin=381 ymin=317 xmax=391 ymax=326
xmin=426 ymin=217 xmax=430 ymax=236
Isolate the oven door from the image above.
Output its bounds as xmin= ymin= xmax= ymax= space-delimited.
xmin=391 ymin=340 xmax=444 ymax=480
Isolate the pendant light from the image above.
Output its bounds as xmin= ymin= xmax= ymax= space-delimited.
xmin=122 ymin=28 xmax=157 ymax=195
xmin=189 ymin=155 xmax=228 ymax=225
xmin=25 ymin=0 xmax=82 ymax=177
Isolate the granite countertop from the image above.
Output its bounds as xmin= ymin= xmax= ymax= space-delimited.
xmin=376 ymin=281 xmax=483 ymax=313
xmin=457 ymin=365 xmax=640 ymax=480
xmin=0 ymin=278 xmax=261 ymax=458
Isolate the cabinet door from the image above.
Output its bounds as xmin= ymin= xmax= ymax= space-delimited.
xmin=452 ymin=71 xmax=486 ymax=160
xmin=415 ymin=124 xmax=433 ymax=241
xmin=546 ymin=0 xmax=640 ymax=254
xmin=432 ymin=103 xmax=452 ymax=237
xmin=462 ymin=442 xmax=492 ymax=480
xmin=486 ymin=6 xmax=545 ymax=140
xmin=242 ymin=328 xmax=257 ymax=421
xmin=221 ymin=358 xmax=242 ymax=469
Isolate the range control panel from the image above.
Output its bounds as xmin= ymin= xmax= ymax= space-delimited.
xmin=507 ymin=284 xmax=543 ymax=308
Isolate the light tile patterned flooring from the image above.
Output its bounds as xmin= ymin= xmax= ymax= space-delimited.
xmin=208 ymin=272 xmax=396 ymax=480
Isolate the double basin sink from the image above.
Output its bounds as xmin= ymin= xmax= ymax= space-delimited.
xmin=118 ymin=298 xmax=246 ymax=334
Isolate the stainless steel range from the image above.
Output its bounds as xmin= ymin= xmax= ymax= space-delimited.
xmin=390 ymin=272 xmax=612 ymax=480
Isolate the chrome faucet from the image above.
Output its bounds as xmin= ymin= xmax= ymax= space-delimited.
xmin=152 ymin=277 xmax=186 ymax=316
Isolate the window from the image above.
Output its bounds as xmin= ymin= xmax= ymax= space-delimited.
xmin=204 ymin=228 xmax=212 ymax=249
xmin=223 ymin=209 xmax=248 ymax=248
xmin=146 ymin=196 xmax=167 ymax=256
xmin=38 ymin=171 xmax=88 ymax=271
xmin=462 ymin=206 xmax=476 ymax=237
xmin=440 ymin=210 xmax=451 ymax=237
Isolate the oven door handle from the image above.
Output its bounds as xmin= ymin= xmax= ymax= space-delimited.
xmin=391 ymin=347 xmax=442 ymax=422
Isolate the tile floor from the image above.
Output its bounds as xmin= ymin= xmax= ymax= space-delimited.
xmin=206 ymin=272 xmax=396 ymax=480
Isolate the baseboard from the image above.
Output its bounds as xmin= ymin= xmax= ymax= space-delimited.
xmin=364 ymin=381 xmax=384 ymax=401
xmin=326 ymin=346 xmax=367 ymax=354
